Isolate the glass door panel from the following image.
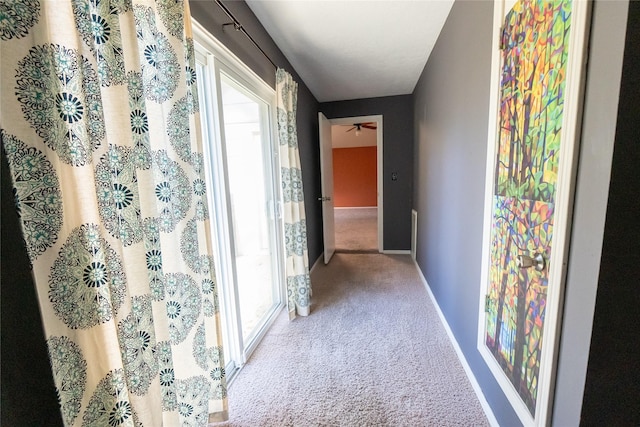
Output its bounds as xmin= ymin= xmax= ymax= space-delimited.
xmin=219 ymin=75 xmax=280 ymax=347
xmin=195 ymin=58 xmax=236 ymax=374
xmin=195 ymin=44 xmax=283 ymax=379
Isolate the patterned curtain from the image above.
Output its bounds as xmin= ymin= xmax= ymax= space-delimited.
xmin=276 ymin=68 xmax=312 ymax=319
xmin=0 ymin=1 xmax=227 ymax=425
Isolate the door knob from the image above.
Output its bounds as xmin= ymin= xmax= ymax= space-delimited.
xmin=516 ymin=253 xmax=545 ymax=272
xmin=317 ymin=196 xmax=331 ymax=202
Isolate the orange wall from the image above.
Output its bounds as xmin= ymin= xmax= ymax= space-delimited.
xmin=333 ymin=146 xmax=377 ymax=207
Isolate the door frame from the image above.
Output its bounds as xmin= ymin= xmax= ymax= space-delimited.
xmin=476 ymin=1 xmax=591 ymax=426
xmin=215 ymin=66 xmax=284 ymax=362
xmin=327 ymin=115 xmax=383 ymax=253
xmin=193 ymin=19 xmax=285 ymax=383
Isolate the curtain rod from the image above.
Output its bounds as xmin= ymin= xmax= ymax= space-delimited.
xmin=213 ymin=0 xmax=278 ymax=69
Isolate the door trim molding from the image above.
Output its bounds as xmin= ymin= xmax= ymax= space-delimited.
xmin=329 ymin=115 xmax=383 ymax=253
xmin=476 ymin=1 xmax=591 ymax=426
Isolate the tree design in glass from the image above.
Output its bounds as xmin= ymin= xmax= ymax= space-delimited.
xmin=484 ymin=0 xmax=571 ymax=415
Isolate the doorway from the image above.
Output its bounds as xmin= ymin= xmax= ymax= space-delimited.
xmin=319 ymin=115 xmax=383 ymax=256
xmin=195 ymin=28 xmax=285 ymax=381
xmin=217 ymin=75 xmax=282 ymax=349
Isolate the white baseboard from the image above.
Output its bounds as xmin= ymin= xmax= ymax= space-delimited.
xmin=413 ymin=260 xmax=499 ymax=427
xmin=383 ymin=250 xmax=411 ymax=255
xmin=411 ymin=209 xmax=418 ymax=261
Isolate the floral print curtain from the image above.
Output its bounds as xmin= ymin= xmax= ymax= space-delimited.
xmin=276 ymin=68 xmax=312 ymax=319
xmin=0 ymin=0 xmax=227 ymax=425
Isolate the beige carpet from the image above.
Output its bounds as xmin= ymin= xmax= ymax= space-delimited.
xmin=334 ymin=208 xmax=378 ymax=253
xmin=221 ymin=254 xmax=490 ymax=426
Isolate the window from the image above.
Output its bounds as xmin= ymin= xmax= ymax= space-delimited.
xmin=193 ymin=21 xmax=284 ymax=382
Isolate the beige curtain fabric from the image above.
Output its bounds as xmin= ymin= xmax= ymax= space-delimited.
xmin=276 ymin=68 xmax=312 ymax=319
xmin=1 ymin=0 xmax=227 ymax=425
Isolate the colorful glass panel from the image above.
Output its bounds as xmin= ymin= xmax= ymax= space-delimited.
xmin=484 ymin=0 xmax=571 ymax=415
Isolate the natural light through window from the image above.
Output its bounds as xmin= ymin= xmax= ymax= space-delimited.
xmin=220 ymin=77 xmax=277 ymax=342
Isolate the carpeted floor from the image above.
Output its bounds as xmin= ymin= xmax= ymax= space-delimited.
xmin=221 ymin=253 xmax=490 ymax=426
xmin=334 ymin=208 xmax=378 ymax=253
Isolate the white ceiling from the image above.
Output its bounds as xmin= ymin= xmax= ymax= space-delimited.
xmin=332 ymin=124 xmax=377 ymax=148
xmin=246 ymin=0 xmax=455 ymax=103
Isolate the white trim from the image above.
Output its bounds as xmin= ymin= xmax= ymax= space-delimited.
xmin=319 ymin=112 xmax=336 ymax=264
xmin=411 ymin=209 xmax=418 ymax=261
xmin=477 ymin=2 xmax=591 ymax=426
xmin=414 ymin=261 xmax=499 ymax=427
xmin=329 ymin=115 xmax=384 ymax=253
xmin=382 ymin=250 xmax=411 ymax=255
xmin=477 ymin=1 xmax=506 ymax=398
xmin=192 ymin=20 xmax=273 ymax=97
xmin=242 ymin=303 xmax=283 ymax=363
xmin=195 ymin=50 xmax=243 ymax=379
xmin=193 ymin=20 xmax=287 ymax=378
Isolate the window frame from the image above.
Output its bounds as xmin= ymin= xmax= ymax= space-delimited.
xmin=193 ymin=19 xmax=285 ymax=383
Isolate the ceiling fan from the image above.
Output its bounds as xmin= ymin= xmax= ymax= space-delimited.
xmin=341 ymin=122 xmax=377 ymax=136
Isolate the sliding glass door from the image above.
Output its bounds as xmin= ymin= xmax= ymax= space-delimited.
xmin=195 ymin=34 xmax=283 ymax=380
xmin=218 ymin=75 xmax=280 ymax=344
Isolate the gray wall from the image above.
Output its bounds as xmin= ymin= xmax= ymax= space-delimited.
xmin=320 ymin=96 xmax=413 ymax=250
xmin=190 ymin=0 xmax=323 ymax=264
xmin=411 ymin=1 xmax=521 ymax=425
xmin=577 ymin=2 xmax=638 ymax=425
xmin=1 ymin=147 xmax=63 ymax=426
xmin=412 ymin=0 xmax=629 ymax=426
xmin=551 ymin=1 xmax=629 ymax=425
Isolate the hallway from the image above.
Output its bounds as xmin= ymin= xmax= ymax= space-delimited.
xmin=223 ymin=252 xmax=489 ymax=426
xmin=224 ymin=200 xmax=487 ymax=425
xmin=334 ymin=207 xmax=378 ymax=253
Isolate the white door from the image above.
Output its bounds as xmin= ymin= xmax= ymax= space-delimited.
xmin=477 ymin=1 xmax=589 ymax=425
xmin=318 ymin=112 xmax=335 ymax=264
